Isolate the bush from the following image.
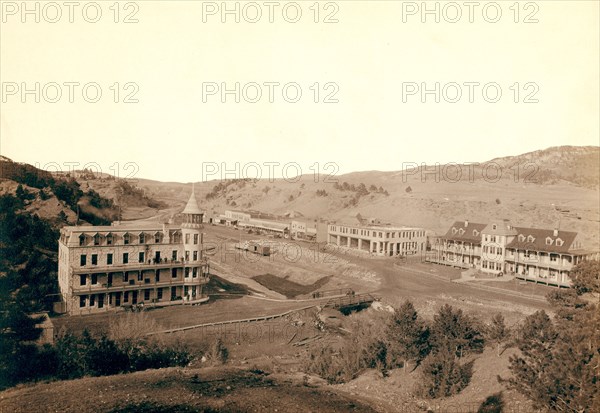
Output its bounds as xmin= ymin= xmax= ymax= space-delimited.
xmin=430 ymin=304 xmax=485 ymax=358
xmin=209 ymin=338 xmax=228 ymax=365
xmin=416 ymin=348 xmax=473 ymax=398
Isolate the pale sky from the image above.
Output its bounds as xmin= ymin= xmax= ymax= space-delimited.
xmin=1 ymin=0 xmax=598 ymax=182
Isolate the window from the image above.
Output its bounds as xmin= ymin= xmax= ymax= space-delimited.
xmin=556 ymin=238 xmax=564 ymax=246
xmin=185 ymin=234 xmax=190 ymax=244
xmin=94 ymin=234 xmax=100 ymax=245
xmin=107 ymin=234 xmax=113 ymax=245
xmin=185 ymin=251 xmax=190 ymax=261
xmin=193 ymin=267 xmax=198 ymax=277
xmin=171 ymin=268 xmax=177 ymax=278
xmin=139 ymin=233 xmax=145 ymax=244
xmin=473 ymin=230 xmax=479 ymax=236
xmin=527 ymin=235 xmax=535 ymax=242
xmin=546 ymin=237 xmax=553 ymax=245
xmin=492 ymin=224 xmax=497 ymax=230
xmin=155 ymin=233 xmax=160 ymax=243
xmin=107 ymin=253 xmax=113 ymax=265
xmin=155 ymin=271 xmax=160 ymax=282
xmin=194 ymin=234 xmax=199 ymax=244
xmin=518 ymin=234 xmax=525 ymax=242
xmin=80 ymin=254 xmax=87 ymax=266
xmin=80 ymin=274 xmax=86 ymax=286
xmin=550 ymin=255 xmax=557 ymax=262
xmin=91 ymin=274 xmax=98 ymax=285
xmin=123 ymin=253 xmax=129 ymax=264
xmin=144 ymin=290 xmax=150 ymax=301
xmin=124 ymin=292 xmax=129 ymax=303
xmin=124 ymin=272 xmax=129 ymax=282
xmin=193 ymin=251 xmax=198 ymax=261
xmin=137 ymin=272 xmax=143 ymax=281
xmin=124 ymin=234 xmax=130 ymax=245
xmin=80 ymin=296 xmax=86 ymax=307
xmin=185 ymin=268 xmax=190 ymax=277
xmin=91 ymin=254 xmax=98 ymax=265
xmin=172 ymin=250 xmax=178 ymax=261
xmin=157 ymin=289 xmax=163 ymax=300
xmin=139 ymin=252 xmax=145 ymax=263
xmin=79 ymin=234 xmax=86 ymax=246
xmin=90 ymin=295 xmax=96 ymax=306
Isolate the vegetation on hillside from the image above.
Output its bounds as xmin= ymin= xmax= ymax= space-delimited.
xmin=304 ymin=265 xmax=599 ymax=410
xmin=500 ymin=261 xmax=600 ymax=412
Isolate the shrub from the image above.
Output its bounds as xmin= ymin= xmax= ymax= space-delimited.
xmin=209 ymin=338 xmax=228 ymax=365
xmin=416 ymin=348 xmax=473 ymax=398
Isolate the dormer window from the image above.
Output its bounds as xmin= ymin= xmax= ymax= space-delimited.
xmin=123 ymin=233 xmax=130 ymax=245
xmin=154 ymin=232 xmax=161 ymax=243
xmin=79 ymin=234 xmax=86 ymax=246
xmin=556 ymin=238 xmax=564 ymax=247
xmin=139 ymin=233 xmax=145 ymax=244
xmin=106 ymin=233 xmax=113 ymax=245
xmin=458 ymin=228 xmax=464 ymax=235
xmin=518 ymin=234 xmax=525 ymax=242
xmin=545 ymin=237 xmax=553 ymax=245
xmin=492 ymin=224 xmax=497 ymax=230
xmin=527 ymin=235 xmax=535 ymax=242
xmin=93 ymin=233 xmax=100 ymax=246
xmin=452 ymin=228 xmax=457 ymax=234
xmin=473 ymin=230 xmax=479 ymax=236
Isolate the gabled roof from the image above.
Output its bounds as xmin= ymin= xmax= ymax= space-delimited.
xmin=182 ymin=185 xmax=203 ymax=215
xmin=482 ymin=220 xmax=518 ymax=236
xmin=507 ymin=227 xmax=579 ymax=254
xmin=442 ymin=221 xmax=487 ymax=243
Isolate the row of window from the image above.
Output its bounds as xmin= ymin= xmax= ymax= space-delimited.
xmin=79 ymin=249 xmax=202 ymax=266
xmin=79 ymin=285 xmax=201 ymax=308
xmin=77 ymin=232 xmax=187 ymax=247
xmin=78 ymin=266 xmax=204 ymax=286
xmin=482 ymin=260 xmax=503 ymax=271
xmin=330 ymin=226 xmax=425 ymax=239
xmin=451 ymin=228 xmax=479 ymax=237
xmin=79 ymin=231 xmax=181 ymax=247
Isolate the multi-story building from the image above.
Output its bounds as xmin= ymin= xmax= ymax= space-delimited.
xmin=291 ymin=220 xmax=319 ymax=241
xmin=430 ymin=219 xmax=598 ymax=287
xmin=428 ymin=220 xmax=486 ymax=268
xmin=57 ymin=188 xmax=210 ymax=315
xmin=327 ymin=223 xmax=427 ymax=256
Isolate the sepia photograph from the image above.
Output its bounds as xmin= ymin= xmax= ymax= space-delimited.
xmin=0 ymin=1 xmax=599 ymax=412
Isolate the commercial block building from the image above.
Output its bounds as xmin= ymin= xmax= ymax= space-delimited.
xmin=327 ymin=223 xmax=427 ymax=256
xmin=57 ymin=188 xmax=209 ymax=315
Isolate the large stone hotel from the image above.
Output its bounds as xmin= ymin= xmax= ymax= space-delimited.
xmin=57 ymin=189 xmax=209 ymax=315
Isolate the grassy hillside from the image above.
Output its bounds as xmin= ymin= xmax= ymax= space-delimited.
xmin=126 ymin=146 xmax=599 ymax=248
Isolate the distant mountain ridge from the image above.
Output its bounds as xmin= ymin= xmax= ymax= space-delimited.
xmin=1 ymin=146 xmax=598 ymax=248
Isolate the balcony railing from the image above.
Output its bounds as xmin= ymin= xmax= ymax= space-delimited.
xmin=72 ymin=276 xmax=210 ymax=294
xmin=72 ymin=258 xmax=209 ymax=274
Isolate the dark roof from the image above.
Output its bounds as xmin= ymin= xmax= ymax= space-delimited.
xmin=442 ymin=221 xmax=487 ymax=244
xmin=506 ymin=227 xmax=580 ymax=254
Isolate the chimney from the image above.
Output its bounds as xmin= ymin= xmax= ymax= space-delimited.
xmin=553 ymin=228 xmax=558 ymax=237
xmin=464 ymin=220 xmax=469 ymax=227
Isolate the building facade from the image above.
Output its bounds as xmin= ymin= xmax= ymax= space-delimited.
xmin=430 ymin=219 xmax=598 ymax=287
xmin=57 ymin=189 xmax=209 ymax=315
xmin=327 ymin=223 xmax=427 ymax=256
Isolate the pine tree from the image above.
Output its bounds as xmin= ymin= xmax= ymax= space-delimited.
xmin=385 ymin=300 xmax=431 ymax=370
xmin=487 ymin=313 xmax=509 ymax=357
